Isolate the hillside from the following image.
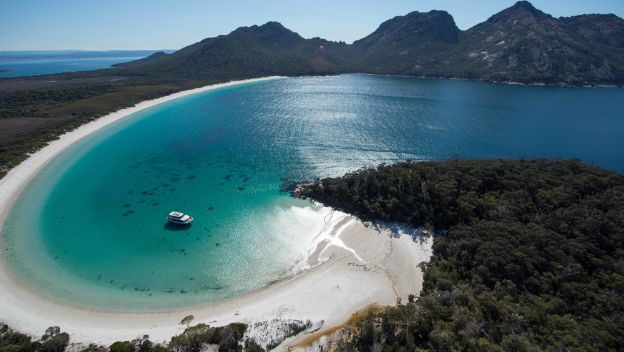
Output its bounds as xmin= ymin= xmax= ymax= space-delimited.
xmin=117 ymin=1 xmax=624 ymax=85
xmin=346 ymin=1 xmax=624 ymax=84
xmin=349 ymin=10 xmax=462 ymax=75
xmin=116 ymin=22 xmax=353 ymax=80
xmin=457 ymin=2 xmax=624 ymax=84
xmin=296 ymin=159 xmax=624 ymax=351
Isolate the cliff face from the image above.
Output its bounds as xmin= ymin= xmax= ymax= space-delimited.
xmin=456 ymin=1 xmax=624 ymax=84
xmin=118 ymin=1 xmax=624 ymax=86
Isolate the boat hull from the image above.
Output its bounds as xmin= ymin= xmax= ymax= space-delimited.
xmin=166 ymin=217 xmax=193 ymax=225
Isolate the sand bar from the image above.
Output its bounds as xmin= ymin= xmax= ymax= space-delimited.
xmin=0 ymin=76 xmax=433 ymax=346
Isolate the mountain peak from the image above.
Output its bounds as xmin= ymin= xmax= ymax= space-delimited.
xmin=485 ymin=0 xmax=550 ymax=24
xmin=354 ymin=10 xmax=460 ymax=48
xmin=254 ymin=21 xmax=301 ymax=39
xmin=510 ymin=1 xmax=538 ymax=12
xmin=229 ymin=21 xmax=302 ymax=46
xmin=258 ymin=21 xmax=288 ymax=31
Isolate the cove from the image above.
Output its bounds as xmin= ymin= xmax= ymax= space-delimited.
xmin=2 ymin=74 xmax=623 ymax=311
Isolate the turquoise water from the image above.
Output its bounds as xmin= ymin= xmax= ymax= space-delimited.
xmin=2 ymin=74 xmax=624 ymax=310
xmin=0 ymin=56 xmax=143 ymax=78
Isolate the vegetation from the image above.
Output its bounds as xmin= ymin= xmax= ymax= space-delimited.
xmin=179 ymin=315 xmax=194 ymax=329
xmin=297 ymin=159 xmax=624 ymax=351
xmin=1 ymin=325 xmax=69 ymax=352
xmin=0 ymin=323 xmax=260 ymax=352
xmin=0 ymin=83 xmax=181 ymax=178
xmin=168 ymin=323 xmax=247 ymax=352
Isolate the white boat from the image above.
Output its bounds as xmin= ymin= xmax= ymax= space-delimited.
xmin=167 ymin=211 xmax=193 ymax=225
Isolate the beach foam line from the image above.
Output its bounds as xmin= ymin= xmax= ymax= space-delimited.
xmin=290 ymin=206 xmax=356 ymax=271
xmin=317 ymin=221 xmax=366 ymax=264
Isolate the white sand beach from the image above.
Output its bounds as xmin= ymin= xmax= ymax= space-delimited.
xmin=0 ymin=76 xmax=433 ymax=347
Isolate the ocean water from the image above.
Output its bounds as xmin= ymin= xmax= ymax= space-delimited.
xmin=0 ymin=56 xmax=143 ymax=78
xmin=2 ymin=74 xmax=623 ymax=310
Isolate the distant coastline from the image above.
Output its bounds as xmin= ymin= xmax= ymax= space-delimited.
xmin=362 ymin=73 xmax=623 ymax=89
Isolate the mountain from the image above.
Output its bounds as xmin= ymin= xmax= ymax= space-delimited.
xmin=562 ymin=14 xmax=624 ymax=48
xmin=350 ymin=10 xmax=461 ymax=74
xmin=117 ymin=1 xmax=624 ymax=86
xmin=117 ymin=22 xmax=353 ymax=81
xmin=456 ymin=1 xmax=624 ymax=84
xmin=350 ymin=1 xmax=624 ymax=84
xmin=354 ymin=10 xmax=460 ymax=48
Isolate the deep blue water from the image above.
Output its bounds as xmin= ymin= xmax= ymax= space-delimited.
xmin=2 ymin=74 xmax=623 ymax=310
xmin=0 ymin=56 xmax=143 ymax=78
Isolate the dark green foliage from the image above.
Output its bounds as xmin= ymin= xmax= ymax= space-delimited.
xmin=38 ymin=327 xmax=69 ymax=352
xmin=106 ymin=335 xmax=168 ymax=352
xmin=0 ymin=324 xmax=33 ymax=352
xmin=0 ymin=325 xmax=69 ymax=352
xmin=78 ymin=344 xmax=106 ymax=352
xmin=0 ymin=324 xmax=257 ymax=352
xmin=179 ymin=315 xmax=194 ymax=328
xmin=108 ymin=342 xmax=133 ymax=352
xmin=297 ymin=159 xmax=624 ymax=351
xmin=168 ymin=323 xmax=247 ymax=352
xmin=0 ymin=85 xmax=116 ymax=118
xmin=243 ymin=339 xmax=264 ymax=352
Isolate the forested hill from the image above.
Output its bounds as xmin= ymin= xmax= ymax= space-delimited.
xmin=115 ymin=21 xmax=353 ymax=80
xmin=295 ymin=159 xmax=624 ymax=351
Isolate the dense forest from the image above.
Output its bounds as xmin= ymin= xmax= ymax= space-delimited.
xmin=296 ymin=159 xmax=624 ymax=351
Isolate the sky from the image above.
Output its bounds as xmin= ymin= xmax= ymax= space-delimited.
xmin=1 ymin=0 xmax=624 ymax=51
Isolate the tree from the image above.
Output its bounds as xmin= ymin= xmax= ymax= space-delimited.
xmin=180 ymin=315 xmax=195 ymax=329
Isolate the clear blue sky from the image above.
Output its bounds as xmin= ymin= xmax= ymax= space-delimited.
xmin=1 ymin=0 xmax=623 ymax=50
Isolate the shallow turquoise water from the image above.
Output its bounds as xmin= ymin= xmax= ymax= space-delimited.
xmin=2 ymin=75 xmax=624 ymax=310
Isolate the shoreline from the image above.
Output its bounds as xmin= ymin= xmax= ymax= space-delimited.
xmin=0 ymin=213 xmax=432 ymax=346
xmin=0 ymin=76 xmax=432 ymax=346
xmin=360 ymin=72 xmax=623 ymax=89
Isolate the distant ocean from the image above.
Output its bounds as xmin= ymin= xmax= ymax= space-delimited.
xmin=0 ymin=50 xmax=171 ymax=78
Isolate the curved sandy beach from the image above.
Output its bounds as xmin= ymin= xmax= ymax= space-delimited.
xmin=0 ymin=76 xmax=433 ymax=347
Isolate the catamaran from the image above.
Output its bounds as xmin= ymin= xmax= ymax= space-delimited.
xmin=167 ymin=211 xmax=193 ymax=225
